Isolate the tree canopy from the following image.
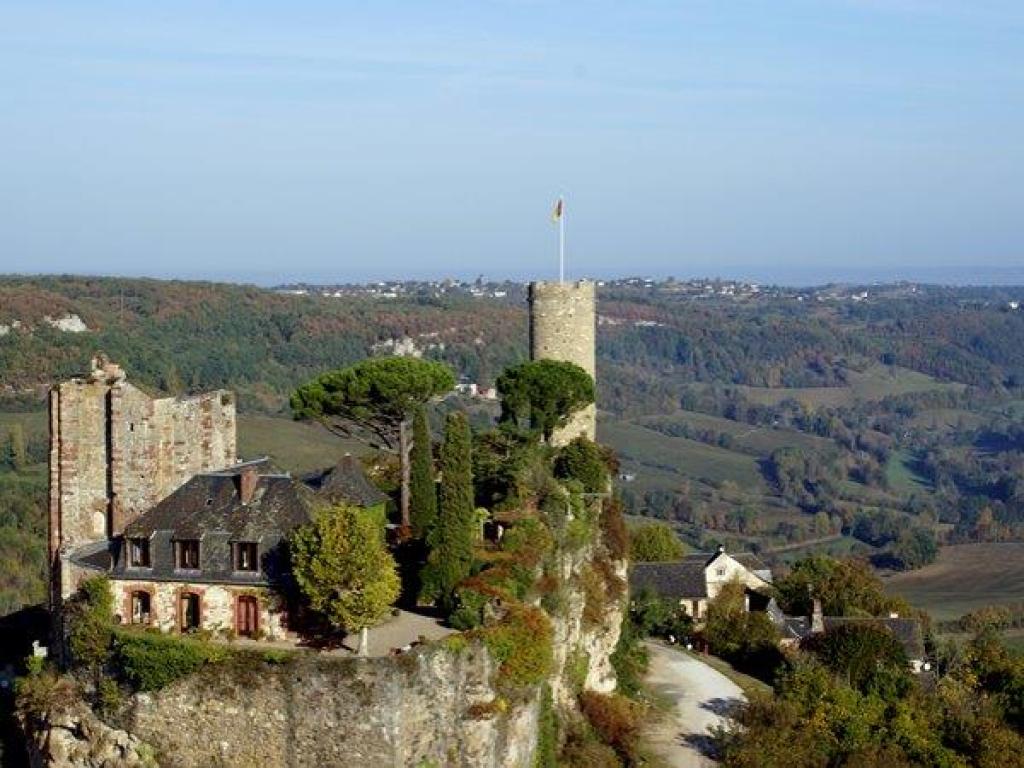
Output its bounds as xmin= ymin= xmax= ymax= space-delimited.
xmin=496 ymin=360 xmax=595 ymax=442
xmin=409 ymin=405 xmax=437 ymax=539
xmin=289 ymin=504 xmax=400 ymax=634
xmin=627 ymin=522 xmax=685 ymax=562
xmin=419 ymin=412 xmax=476 ymax=610
xmin=290 ymin=357 xmax=455 ymax=450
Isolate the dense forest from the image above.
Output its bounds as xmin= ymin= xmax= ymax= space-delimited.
xmin=5 ymin=275 xmax=1024 ymax=615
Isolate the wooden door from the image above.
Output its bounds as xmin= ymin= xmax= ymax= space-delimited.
xmin=236 ymin=596 xmax=259 ymax=637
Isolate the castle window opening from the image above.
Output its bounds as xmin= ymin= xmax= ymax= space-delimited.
xmin=175 ymin=539 xmax=200 ymax=570
xmin=130 ymin=591 xmax=151 ymax=624
xmin=233 ymin=542 xmax=258 ymax=572
xmin=128 ymin=537 xmax=151 ymax=567
xmin=179 ymin=592 xmax=201 ymax=632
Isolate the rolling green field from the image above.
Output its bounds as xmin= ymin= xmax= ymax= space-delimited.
xmin=600 ymin=417 xmax=766 ymax=491
xmin=883 ymin=543 xmax=1024 ymax=621
xmin=237 ymin=414 xmax=367 ymax=475
xmin=885 ymin=449 xmax=931 ymax=495
xmin=737 ymin=365 xmax=962 ymax=408
xmin=635 ymin=410 xmax=832 ymax=455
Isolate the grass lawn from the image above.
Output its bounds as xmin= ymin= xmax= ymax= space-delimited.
xmin=237 ymin=414 xmax=368 ymax=475
xmin=601 ymin=417 xmax=766 ymax=492
xmin=883 ymin=543 xmax=1024 ymax=622
xmin=737 ymin=365 xmax=962 ymax=408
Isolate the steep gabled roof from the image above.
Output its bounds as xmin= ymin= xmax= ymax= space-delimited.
xmin=630 ymin=557 xmax=710 ymax=599
xmin=123 ymin=458 xmax=311 ymax=540
xmin=305 ymin=454 xmax=389 ymax=508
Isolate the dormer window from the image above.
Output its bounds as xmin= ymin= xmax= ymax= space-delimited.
xmin=233 ymin=542 xmax=258 ymax=572
xmin=175 ymin=539 xmax=200 ymax=570
xmin=128 ymin=538 xmax=151 ymax=568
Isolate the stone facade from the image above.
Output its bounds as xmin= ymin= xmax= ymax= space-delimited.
xmin=49 ymin=356 xmax=236 ymax=602
xmin=114 ymin=580 xmax=287 ymax=639
xmin=528 ymin=280 xmax=597 ymax=446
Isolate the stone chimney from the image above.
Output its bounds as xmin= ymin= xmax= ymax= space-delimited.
xmin=237 ymin=467 xmax=259 ymax=505
xmin=810 ymin=599 xmax=825 ymax=634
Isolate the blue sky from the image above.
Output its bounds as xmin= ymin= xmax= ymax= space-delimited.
xmin=1 ymin=1 xmax=1022 ymax=284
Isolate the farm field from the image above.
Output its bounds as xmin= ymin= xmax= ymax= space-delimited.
xmin=600 ymin=417 xmax=766 ymax=491
xmin=883 ymin=543 xmax=1024 ymax=621
xmin=237 ymin=414 xmax=367 ymax=475
xmin=737 ymin=365 xmax=962 ymax=408
xmin=634 ymin=410 xmax=831 ymax=455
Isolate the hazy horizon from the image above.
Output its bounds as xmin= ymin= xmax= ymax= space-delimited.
xmin=2 ymin=2 xmax=1022 ymax=280
xmin=6 ymin=262 xmax=1024 ymax=289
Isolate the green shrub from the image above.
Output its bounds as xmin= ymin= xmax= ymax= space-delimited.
xmin=15 ymin=662 xmax=75 ymax=723
xmin=112 ymin=630 xmax=227 ymax=691
xmin=579 ymin=691 xmax=644 ymax=765
xmin=478 ymin=605 xmax=553 ymax=692
xmin=553 ymin=437 xmax=612 ymax=494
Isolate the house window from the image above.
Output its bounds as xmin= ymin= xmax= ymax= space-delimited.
xmin=130 ymin=591 xmax=151 ymax=624
xmin=128 ymin=538 xmax=151 ymax=567
xmin=715 ymin=567 xmax=726 ymax=577
xmin=179 ymin=592 xmax=201 ymax=632
xmin=233 ymin=542 xmax=259 ymax=572
xmin=175 ymin=539 xmax=200 ymax=570
xmin=236 ymin=595 xmax=259 ymax=637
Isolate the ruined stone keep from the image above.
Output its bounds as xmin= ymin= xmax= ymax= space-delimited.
xmin=48 ymin=356 xmax=237 ymax=604
xmin=528 ymin=279 xmax=597 ymax=445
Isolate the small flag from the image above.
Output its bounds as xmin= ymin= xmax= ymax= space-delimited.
xmin=551 ymin=197 xmax=563 ymax=222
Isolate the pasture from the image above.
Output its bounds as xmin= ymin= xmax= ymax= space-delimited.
xmin=600 ymin=417 xmax=766 ymax=492
xmin=883 ymin=543 xmax=1024 ymax=622
xmin=634 ymin=410 xmax=831 ymax=456
xmin=237 ymin=414 xmax=367 ymax=474
xmin=737 ymin=365 xmax=962 ymax=408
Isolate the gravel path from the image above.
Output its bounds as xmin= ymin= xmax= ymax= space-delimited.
xmin=642 ymin=642 xmax=745 ymax=768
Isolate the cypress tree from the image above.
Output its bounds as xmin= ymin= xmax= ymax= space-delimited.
xmin=419 ymin=412 xmax=475 ymax=610
xmin=409 ymin=406 xmax=437 ymax=540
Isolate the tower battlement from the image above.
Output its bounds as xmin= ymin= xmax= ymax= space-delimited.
xmin=528 ymin=280 xmax=597 ymax=445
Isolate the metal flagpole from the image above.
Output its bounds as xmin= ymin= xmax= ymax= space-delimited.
xmin=559 ymin=196 xmax=565 ymax=284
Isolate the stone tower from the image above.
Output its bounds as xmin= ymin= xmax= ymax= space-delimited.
xmin=528 ymin=280 xmax=597 ymax=445
xmin=48 ymin=355 xmax=237 ymax=603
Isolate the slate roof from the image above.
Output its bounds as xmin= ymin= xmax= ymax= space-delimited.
xmin=113 ymin=458 xmax=312 ymax=586
xmin=630 ymin=558 xmax=709 ymax=599
xmin=305 ymin=454 xmax=389 ymax=508
xmin=629 ymin=550 xmax=773 ymax=600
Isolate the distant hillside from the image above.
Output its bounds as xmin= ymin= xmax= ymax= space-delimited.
xmin=5 ymin=274 xmax=1024 ymax=608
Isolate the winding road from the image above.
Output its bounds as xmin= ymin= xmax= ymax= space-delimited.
xmin=642 ymin=642 xmax=746 ymax=767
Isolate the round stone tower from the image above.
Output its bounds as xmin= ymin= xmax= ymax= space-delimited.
xmin=528 ymin=280 xmax=597 ymax=445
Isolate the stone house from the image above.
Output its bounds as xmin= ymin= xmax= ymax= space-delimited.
xmin=50 ymin=357 xmax=393 ymax=642
xmin=98 ymin=459 xmax=310 ymax=638
xmin=628 ymin=547 xmax=773 ymax=621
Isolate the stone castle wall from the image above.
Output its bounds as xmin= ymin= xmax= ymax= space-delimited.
xmin=528 ymin=280 xmax=597 ymax=446
xmin=49 ymin=359 xmax=236 ymax=601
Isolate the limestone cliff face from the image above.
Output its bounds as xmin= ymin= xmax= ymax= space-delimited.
xmin=26 ymin=540 xmax=626 ymax=768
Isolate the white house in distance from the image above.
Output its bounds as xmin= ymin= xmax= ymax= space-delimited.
xmin=629 ymin=547 xmax=773 ymax=621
